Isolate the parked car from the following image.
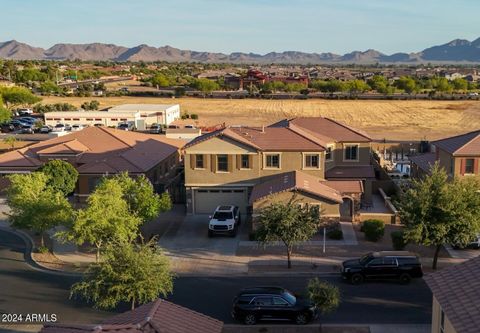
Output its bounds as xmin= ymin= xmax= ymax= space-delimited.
xmin=18 ymin=117 xmax=37 ymax=124
xmin=64 ymin=124 xmax=72 ymax=131
xmin=40 ymin=125 xmax=53 ymax=133
xmin=168 ymin=124 xmax=180 ymax=129
xmin=149 ymin=123 xmax=162 ymax=134
xmin=20 ymin=124 xmax=34 ymax=134
xmin=453 ymin=234 xmax=480 ymax=249
xmin=117 ymin=122 xmax=134 ymax=131
xmin=341 ymin=251 xmax=423 ymax=285
xmin=52 ymin=123 xmax=66 ymax=132
xmin=468 ymin=92 xmax=479 ymax=96
xmin=93 ymin=123 xmax=104 ymax=127
xmin=71 ymin=124 xmax=84 ymax=131
xmin=9 ymin=119 xmax=29 ymax=128
xmin=232 ymin=287 xmax=317 ymax=325
xmin=17 ymin=108 xmax=33 ymax=115
xmin=208 ymin=205 xmax=241 ymax=237
xmin=184 ymin=124 xmax=196 ymax=129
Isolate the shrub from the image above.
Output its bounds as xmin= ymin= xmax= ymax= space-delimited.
xmin=391 ymin=230 xmax=407 ymax=250
xmin=307 ymin=278 xmax=340 ymax=315
xmin=37 ymin=245 xmax=49 ymax=254
xmin=181 ymin=113 xmax=188 ymax=120
xmin=362 ymin=219 xmax=385 ymax=242
xmin=190 ymin=114 xmax=198 ymax=120
xmin=327 ymin=229 xmax=343 ymax=240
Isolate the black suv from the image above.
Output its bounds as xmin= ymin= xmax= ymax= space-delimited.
xmin=341 ymin=251 xmax=423 ymax=285
xmin=231 ymin=287 xmax=317 ymax=325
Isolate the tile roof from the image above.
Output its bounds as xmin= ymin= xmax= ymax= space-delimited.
xmin=0 ymin=127 xmax=185 ymax=174
xmin=41 ymin=299 xmax=223 ymax=333
xmin=409 ymin=153 xmax=436 ymax=174
xmin=249 ymin=170 xmax=343 ymax=204
xmin=320 ymin=180 xmax=364 ymax=194
xmin=270 ymin=117 xmax=371 ymax=143
xmin=424 ymin=256 xmax=480 ymax=333
xmin=433 ymin=130 xmax=480 ymax=156
xmin=325 ymin=165 xmax=376 ymax=179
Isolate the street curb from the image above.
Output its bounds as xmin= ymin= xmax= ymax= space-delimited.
xmin=0 ymin=226 xmax=82 ymax=277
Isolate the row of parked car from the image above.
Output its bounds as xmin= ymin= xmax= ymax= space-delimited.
xmin=231 ymin=251 xmax=424 ymax=325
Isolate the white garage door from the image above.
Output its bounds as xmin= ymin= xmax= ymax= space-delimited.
xmin=194 ymin=188 xmax=248 ymax=215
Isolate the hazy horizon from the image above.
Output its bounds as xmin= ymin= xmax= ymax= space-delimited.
xmin=1 ymin=0 xmax=479 ymax=55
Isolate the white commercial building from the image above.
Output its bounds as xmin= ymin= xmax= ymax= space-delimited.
xmin=44 ymin=104 xmax=181 ymax=130
xmin=108 ymin=104 xmax=181 ymax=126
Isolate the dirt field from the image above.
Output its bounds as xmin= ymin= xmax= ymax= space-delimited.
xmin=41 ymin=96 xmax=480 ymax=141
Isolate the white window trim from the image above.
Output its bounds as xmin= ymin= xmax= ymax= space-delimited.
xmin=343 ymin=143 xmax=360 ymax=162
xmin=325 ymin=144 xmax=334 ymax=162
xmin=302 ymin=152 xmax=321 ymax=170
xmin=263 ymin=152 xmax=282 ymax=170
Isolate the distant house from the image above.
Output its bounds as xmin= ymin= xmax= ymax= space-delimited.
xmin=0 ymin=126 xmax=185 ymax=200
xmin=183 ymin=117 xmax=374 ymax=221
xmin=40 ymin=298 xmax=223 ymax=333
xmin=425 ymin=255 xmax=480 ymax=333
xmin=410 ymin=130 xmax=480 ymax=178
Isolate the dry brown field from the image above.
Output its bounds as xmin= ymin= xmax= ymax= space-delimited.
xmin=41 ymin=96 xmax=480 ymax=141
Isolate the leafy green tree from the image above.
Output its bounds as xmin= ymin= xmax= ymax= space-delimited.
xmin=255 ymin=195 xmax=320 ymax=268
xmin=151 ymin=73 xmax=171 ymax=88
xmin=191 ymin=78 xmax=220 ymax=96
xmin=435 ymin=78 xmax=453 ymax=93
xmin=113 ymin=172 xmax=172 ymax=222
xmin=81 ymin=100 xmax=100 ymax=111
xmin=452 ymin=78 xmax=468 ymax=91
xmin=307 ymin=278 xmax=340 ymax=315
xmin=38 ymin=81 xmax=61 ymax=95
xmin=2 ymin=136 xmax=17 ymax=150
xmin=71 ymin=239 xmax=173 ymax=310
xmin=398 ymin=165 xmax=480 ymax=269
xmin=395 ymin=76 xmax=417 ymax=94
xmin=285 ymin=83 xmax=307 ymax=93
xmin=7 ymin=173 xmax=73 ymax=248
xmin=0 ymin=86 xmax=41 ymax=109
xmin=40 ymin=160 xmax=79 ymax=196
xmin=63 ymin=178 xmax=142 ymax=262
xmin=346 ymin=79 xmax=370 ymax=96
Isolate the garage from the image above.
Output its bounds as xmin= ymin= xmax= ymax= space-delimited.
xmin=194 ymin=188 xmax=249 ymax=215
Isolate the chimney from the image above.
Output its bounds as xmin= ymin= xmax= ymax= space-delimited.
xmin=262 ymin=125 xmax=265 ymax=133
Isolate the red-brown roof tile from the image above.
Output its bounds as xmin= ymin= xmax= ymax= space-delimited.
xmin=433 ymin=130 xmax=480 ymax=156
xmin=409 ymin=153 xmax=436 ymax=174
xmin=250 ymin=170 xmax=343 ymax=204
xmin=320 ymin=180 xmax=364 ymax=194
xmin=41 ymin=299 xmax=223 ymax=333
xmin=325 ymin=165 xmax=375 ymax=179
xmin=0 ymin=127 xmax=184 ymax=174
xmin=425 ymin=256 xmax=480 ymax=333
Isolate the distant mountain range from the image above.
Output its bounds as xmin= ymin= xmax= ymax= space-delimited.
xmin=1 ymin=38 xmax=480 ymax=64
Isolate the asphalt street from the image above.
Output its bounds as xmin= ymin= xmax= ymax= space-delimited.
xmin=0 ymin=229 xmax=432 ymax=327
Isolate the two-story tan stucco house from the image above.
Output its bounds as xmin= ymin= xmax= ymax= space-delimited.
xmin=410 ymin=130 xmax=480 ymax=179
xmin=183 ymin=117 xmax=375 ymax=221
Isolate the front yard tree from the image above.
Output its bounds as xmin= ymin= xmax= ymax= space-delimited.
xmin=307 ymin=278 xmax=340 ymax=315
xmin=40 ymin=160 xmax=79 ymax=196
xmin=114 ymin=172 xmax=172 ymax=222
xmin=7 ymin=172 xmax=73 ymax=248
xmin=0 ymin=86 xmax=41 ymax=110
xmin=398 ymin=164 xmax=480 ymax=269
xmin=71 ymin=239 xmax=173 ymax=310
xmin=255 ymin=195 xmax=320 ymax=268
xmin=65 ymin=178 xmax=141 ymax=262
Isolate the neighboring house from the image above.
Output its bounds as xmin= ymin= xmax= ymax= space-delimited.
xmin=165 ymin=127 xmax=202 ymax=141
xmin=183 ymin=117 xmax=374 ymax=221
xmin=425 ymin=255 xmax=480 ymax=333
xmin=40 ymin=298 xmax=223 ymax=333
xmin=0 ymin=126 xmax=185 ymax=200
xmin=410 ymin=130 xmax=480 ymax=178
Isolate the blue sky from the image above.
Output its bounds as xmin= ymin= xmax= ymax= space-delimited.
xmin=1 ymin=0 xmax=479 ymax=54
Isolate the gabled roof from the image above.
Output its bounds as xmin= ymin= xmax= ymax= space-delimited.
xmin=409 ymin=153 xmax=436 ymax=174
xmin=0 ymin=127 xmax=185 ymax=174
xmin=249 ymin=171 xmax=343 ymax=204
xmin=325 ymin=165 xmax=376 ymax=179
xmin=425 ymin=256 xmax=480 ymax=333
xmin=40 ymin=299 xmax=223 ymax=333
xmin=184 ymin=126 xmax=325 ymax=152
xmin=433 ymin=130 xmax=480 ymax=156
xmin=270 ymin=117 xmax=371 ymax=143
xmin=320 ymin=180 xmax=364 ymax=194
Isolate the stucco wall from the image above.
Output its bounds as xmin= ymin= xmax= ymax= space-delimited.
xmin=431 ymin=296 xmax=457 ymax=333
